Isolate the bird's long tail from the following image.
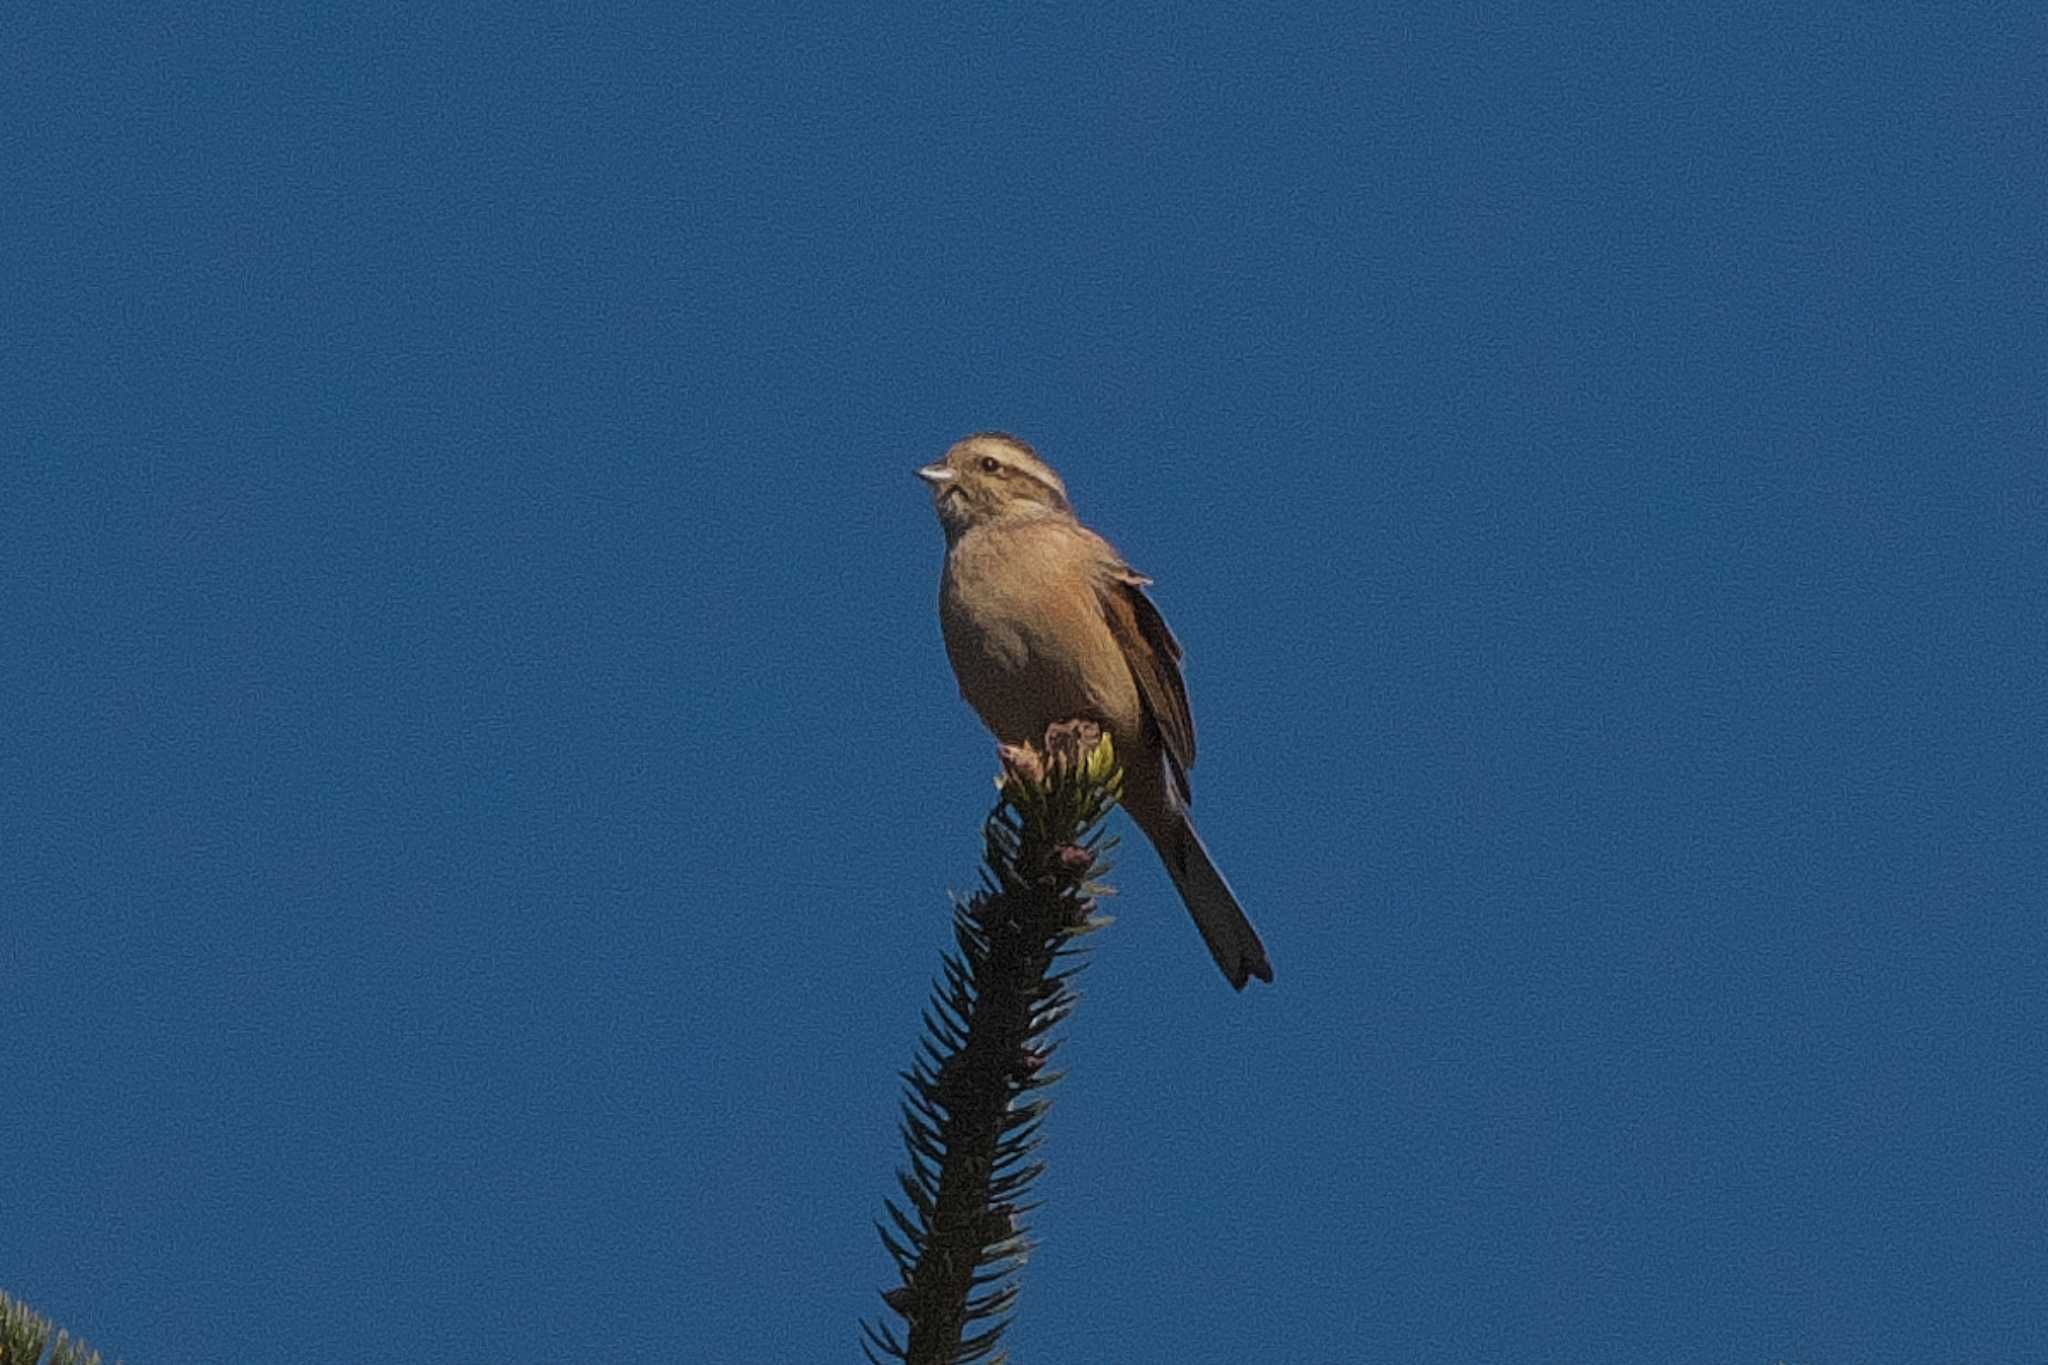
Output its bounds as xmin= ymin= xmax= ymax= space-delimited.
xmin=1147 ymin=811 xmax=1274 ymax=991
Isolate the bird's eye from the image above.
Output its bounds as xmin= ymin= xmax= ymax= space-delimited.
xmin=979 ymin=456 xmax=1002 ymax=474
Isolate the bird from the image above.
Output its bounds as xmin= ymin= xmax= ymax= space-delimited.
xmin=916 ymin=431 xmax=1273 ymax=990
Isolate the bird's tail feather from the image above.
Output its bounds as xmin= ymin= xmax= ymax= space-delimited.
xmin=1153 ymin=813 xmax=1274 ymax=990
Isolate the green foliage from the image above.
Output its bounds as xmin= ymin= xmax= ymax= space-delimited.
xmin=0 ymin=1289 xmax=112 ymax=1365
xmin=863 ymin=724 xmax=1122 ymax=1365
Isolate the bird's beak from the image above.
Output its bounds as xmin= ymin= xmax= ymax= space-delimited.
xmin=916 ymin=462 xmax=957 ymax=489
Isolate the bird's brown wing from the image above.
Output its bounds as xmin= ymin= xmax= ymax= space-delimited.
xmin=1099 ymin=562 xmax=1197 ymax=805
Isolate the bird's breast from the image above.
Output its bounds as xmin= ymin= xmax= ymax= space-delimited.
xmin=937 ymin=525 xmax=1143 ymax=746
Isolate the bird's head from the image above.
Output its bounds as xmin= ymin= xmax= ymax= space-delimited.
xmin=917 ymin=432 xmax=1071 ymax=540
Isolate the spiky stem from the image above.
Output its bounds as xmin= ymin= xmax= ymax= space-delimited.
xmin=0 ymin=1287 xmax=111 ymax=1365
xmin=863 ymin=723 xmax=1121 ymax=1365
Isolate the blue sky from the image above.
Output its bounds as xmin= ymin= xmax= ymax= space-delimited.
xmin=4 ymin=5 xmax=2043 ymax=1361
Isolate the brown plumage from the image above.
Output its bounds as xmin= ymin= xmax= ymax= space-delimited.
xmin=917 ymin=432 xmax=1273 ymax=990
